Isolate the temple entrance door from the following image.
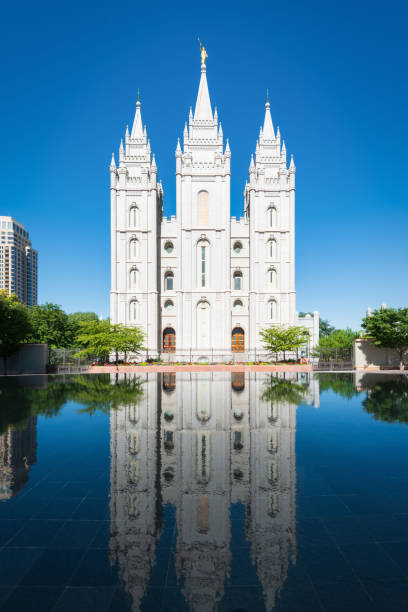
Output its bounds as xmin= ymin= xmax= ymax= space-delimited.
xmin=163 ymin=328 xmax=176 ymax=353
xmin=231 ymin=328 xmax=245 ymax=353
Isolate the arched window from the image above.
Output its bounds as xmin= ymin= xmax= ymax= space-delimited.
xmin=129 ymin=238 xmax=138 ymax=259
xmin=129 ymin=268 xmax=138 ymax=288
xmin=197 ymin=190 xmax=209 ymax=226
xmin=129 ymin=300 xmax=138 ymax=321
xmin=164 ymin=241 xmax=174 ymax=254
xmin=197 ymin=240 xmax=209 ymax=288
xmin=269 ymin=299 xmax=277 ymax=320
xmin=268 ymin=206 xmax=277 ymax=228
xmin=165 ymin=271 xmax=174 ymax=291
xmin=129 ymin=205 xmax=139 ymax=228
xmin=268 ymin=239 xmax=277 ymax=259
xmin=233 ymin=299 xmax=243 ymax=311
xmin=233 ymin=271 xmax=243 ymax=291
xmin=268 ymin=268 xmax=277 ymax=288
xmin=233 ymin=241 xmax=242 ymax=254
xmin=164 ymin=299 xmax=174 ymax=311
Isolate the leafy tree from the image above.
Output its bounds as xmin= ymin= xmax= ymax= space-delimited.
xmin=312 ymin=328 xmax=359 ymax=359
xmin=28 ymin=303 xmax=75 ymax=348
xmin=362 ymin=307 xmax=408 ymax=371
xmin=70 ymin=374 xmax=144 ymax=415
xmin=0 ymin=291 xmax=33 ymax=373
xmin=67 ymin=312 xmax=99 ymax=347
xmin=363 ymin=377 xmax=408 ymax=424
xmin=299 ymin=312 xmax=335 ymax=337
xmin=75 ymin=320 xmax=144 ymax=363
xmin=0 ymin=373 xmax=144 ymax=433
xmin=68 ymin=312 xmax=99 ymax=325
xmin=259 ymin=325 xmax=310 ymax=361
xmin=260 ymin=375 xmax=308 ymax=405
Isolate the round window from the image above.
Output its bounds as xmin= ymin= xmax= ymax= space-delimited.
xmin=164 ymin=300 xmax=174 ymax=311
xmin=164 ymin=242 xmax=174 ymax=254
xmin=233 ymin=242 xmax=242 ymax=254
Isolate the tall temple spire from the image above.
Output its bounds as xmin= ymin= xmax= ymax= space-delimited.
xmin=194 ymin=42 xmax=213 ymax=120
xmin=131 ymin=94 xmax=144 ymax=139
xmin=263 ymin=91 xmax=275 ymax=140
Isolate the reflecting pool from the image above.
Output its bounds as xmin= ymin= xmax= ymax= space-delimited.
xmin=0 ymin=372 xmax=408 ymax=611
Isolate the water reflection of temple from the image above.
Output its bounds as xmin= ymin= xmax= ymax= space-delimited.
xmin=109 ymin=372 xmax=319 ymax=611
xmin=0 ymin=416 xmax=37 ymax=500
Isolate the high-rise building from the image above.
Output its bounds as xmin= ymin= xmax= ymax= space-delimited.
xmin=0 ymin=216 xmax=38 ymax=306
xmin=110 ymin=52 xmax=319 ymax=360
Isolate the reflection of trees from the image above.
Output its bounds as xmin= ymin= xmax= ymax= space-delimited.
xmin=0 ymin=374 xmax=145 ymax=432
xmin=0 ymin=378 xmax=67 ymax=434
xmin=363 ymin=378 xmax=408 ymax=424
xmin=260 ymin=375 xmax=307 ymax=405
xmin=316 ymin=373 xmax=360 ymax=399
xmin=69 ymin=374 xmax=144 ymax=415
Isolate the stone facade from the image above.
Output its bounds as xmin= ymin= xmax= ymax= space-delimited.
xmin=109 ymin=372 xmax=319 ymax=610
xmin=110 ymin=62 xmax=319 ymax=360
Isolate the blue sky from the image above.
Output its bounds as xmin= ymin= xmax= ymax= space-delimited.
xmin=1 ymin=0 xmax=407 ymax=329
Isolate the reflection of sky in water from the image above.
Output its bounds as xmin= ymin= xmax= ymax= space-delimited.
xmin=0 ymin=373 xmax=407 ymax=611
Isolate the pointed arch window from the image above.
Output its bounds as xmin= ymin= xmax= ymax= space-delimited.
xmin=129 ymin=268 xmax=138 ymax=289
xmin=268 ymin=268 xmax=277 ymax=289
xmin=129 ymin=205 xmax=139 ymax=228
xmin=268 ymin=206 xmax=277 ymax=228
xmin=268 ymin=239 xmax=277 ymax=259
xmin=233 ymin=271 xmax=243 ymax=291
xmin=268 ymin=299 xmax=277 ymax=320
xmin=129 ymin=299 xmax=138 ymax=322
xmin=197 ymin=190 xmax=209 ymax=226
xmin=129 ymin=238 xmax=138 ymax=259
xmin=197 ymin=239 xmax=209 ymax=288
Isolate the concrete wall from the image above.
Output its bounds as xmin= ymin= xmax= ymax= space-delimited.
xmin=0 ymin=344 xmax=48 ymax=375
xmin=354 ymin=338 xmax=404 ymax=370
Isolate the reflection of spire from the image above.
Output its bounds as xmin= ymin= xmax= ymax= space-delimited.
xmin=0 ymin=417 xmax=37 ymax=500
xmin=109 ymin=373 xmax=161 ymax=612
xmin=107 ymin=372 xmax=318 ymax=611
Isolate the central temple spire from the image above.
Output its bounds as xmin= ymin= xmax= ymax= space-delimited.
xmin=194 ymin=44 xmax=213 ymax=121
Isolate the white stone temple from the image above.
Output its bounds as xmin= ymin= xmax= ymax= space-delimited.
xmin=110 ymin=50 xmax=319 ymax=360
xmin=109 ymin=371 xmax=320 ymax=611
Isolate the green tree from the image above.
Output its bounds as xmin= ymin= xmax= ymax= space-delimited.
xmin=28 ymin=303 xmax=75 ymax=348
xmin=363 ymin=378 xmax=408 ymax=424
xmin=259 ymin=325 xmax=310 ymax=361
xmin=313 ymin=328 xmax=359 ymax=359
xmin=67 ymin=312 xmax=99 ymax=347
xmin=0 ymin=291 xmax=33 ymax=374
xmin=75 ymin=320 xmax=144 ymax=363
xmin=299 ymin=312 xmax=335 ymax=337
xmin=362 ymin=307 xmax=408 ymax=371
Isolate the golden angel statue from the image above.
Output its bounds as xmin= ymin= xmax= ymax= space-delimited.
xmin=198 ymin=38 xmax=208 ymax=66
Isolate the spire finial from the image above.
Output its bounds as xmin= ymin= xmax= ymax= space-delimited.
xmin=137 ymin=88 xmax=140 ymax=102
xmin=198 ymin=38 xmax=208 ymax=66
xmin=266 ymin=88 xmax=269 ymax=104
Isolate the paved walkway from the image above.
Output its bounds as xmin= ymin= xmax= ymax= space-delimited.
xmin=88 ymin=364 xmax=313 ymax=373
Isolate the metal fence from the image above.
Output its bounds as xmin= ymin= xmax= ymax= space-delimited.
xmin=311 ymin=348 xmax=353 ymax=370
xmin=48 ymin=348 xmax=97 ymax=373
xmin=49 ymin=346 xmax=354 ymax=371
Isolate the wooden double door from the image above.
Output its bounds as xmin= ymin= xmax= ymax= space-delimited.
xmin=232 ymin=328 xmax=245 ymax=353
xmin=163 ymin=328 xmax=176 ymax=353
